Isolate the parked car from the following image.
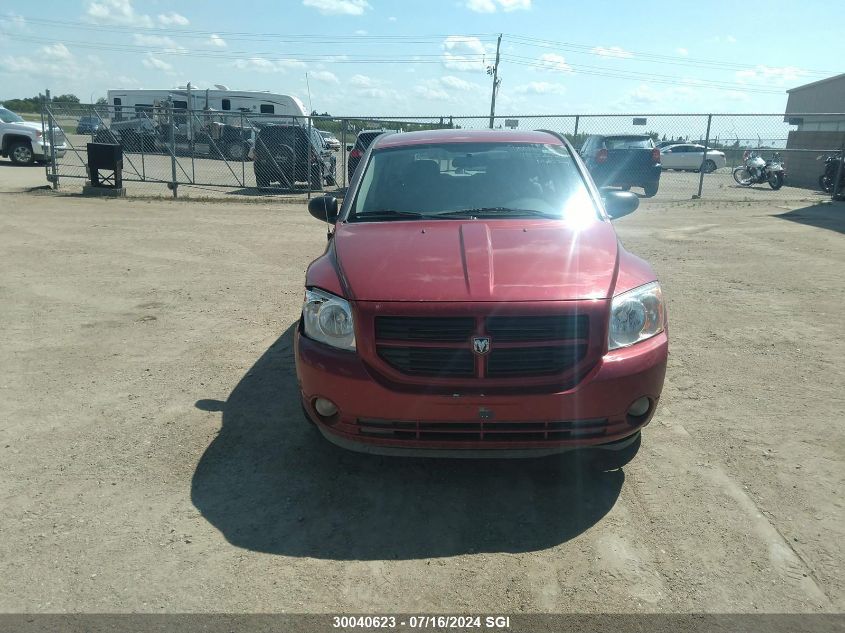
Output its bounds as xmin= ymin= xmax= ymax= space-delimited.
xmin=297 ymin=129 xmax=668 ymax=468
xmin=318 ymin=130 xmax=341 ymax=151
xmin=253 ymin=124 xmax=336 ymax=189
xmin=579 ymin=134 xmax=662 ymax=197
xmin=0 ymin=105 xmax=67 ymax=165
xmin=347 ymin=130 xmax=388 ymax=180
xmin=76 ymin=115 xmax=102 ymax=135
xmin=660 ymin=144 xmax=726 ymax=173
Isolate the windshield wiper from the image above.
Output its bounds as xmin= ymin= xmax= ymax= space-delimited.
xmin=353 ymin=209 xmax=426 ymax=222
xmin=433 ymin=207 xmax=561 ymax=219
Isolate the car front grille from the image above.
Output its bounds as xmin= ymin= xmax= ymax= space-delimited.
xmin=356 ymin=417 xmax=609 ymax=442
xmin=373 ymin=314 xmax=590 ymax=380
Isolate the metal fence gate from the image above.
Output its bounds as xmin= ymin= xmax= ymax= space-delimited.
xmin=40 ymin=102 xmax=845 ymax=201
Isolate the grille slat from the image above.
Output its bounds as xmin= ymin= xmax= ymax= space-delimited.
xmin=486 ymin=315 xmax=589 ymax=342
xmin=374 ymin=314 xmax=591 ymax=380
xmin=356 ymin=418 xmax=609 ymax=443
xmin=376 ymin=316 xmax=474 ymax=342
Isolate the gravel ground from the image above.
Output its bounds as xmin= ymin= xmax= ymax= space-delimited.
xmin=0 ymin=191 xmax=843 ymax=613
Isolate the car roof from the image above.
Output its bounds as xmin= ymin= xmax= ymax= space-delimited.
xmin=373 ymin=128 xmax=563 ymax=150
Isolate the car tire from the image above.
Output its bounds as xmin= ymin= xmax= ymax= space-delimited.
xmin=643 ymin=182 xmax=659 ymax=197
xmin=255 ymin=169 xmax=272 ymax=188
xmin=588 ymin=432 xmax=642 ymax=471
xmin=702 ymin=159 xmax=717 ymax=173
xmin=9 ymin=141 xmax=35 ymax=166
xmin=226 ymin=141 xmax=247 ymax=162
xmin=310 ymin=167 xmax=324 ymax=191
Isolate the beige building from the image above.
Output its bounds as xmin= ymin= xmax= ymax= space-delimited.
xmin=784 ymin=73 xmax=845 ymax=188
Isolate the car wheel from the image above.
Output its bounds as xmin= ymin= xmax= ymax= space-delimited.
xmin=643 ymin=182 xmax=659 ymax=197
xmin=310 ymin=167 xmax=324 ymax=191
xmin=768 ymin=172 xmax=784 ymax=190
xmin=588 ymin=432 xmax=642 ymax=471
xmin=255 ymin=168 xmax=272 ymax=188
xmin=9 ymin=141 xmax=35 ymax=166
xmin=226 ymin=141 xmax=247 ymax=162
xmin=702 ymin=159 xmax=717 ymax=173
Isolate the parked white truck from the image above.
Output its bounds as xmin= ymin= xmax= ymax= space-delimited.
xmin=0 ymin=105 xmax=67 ymax=165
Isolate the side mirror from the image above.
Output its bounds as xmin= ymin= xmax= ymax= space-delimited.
xmin=602 ymin=190 xmax=639 ymax=220
xmin=308 ymin=195 xmax=338 ymax=224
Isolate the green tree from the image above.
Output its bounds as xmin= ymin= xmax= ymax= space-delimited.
xmin=53 ymin=94 xmax=80 ymax=103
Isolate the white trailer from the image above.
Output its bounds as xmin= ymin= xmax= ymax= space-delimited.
xmin=105 ymin=86 xmax=308 ymax=124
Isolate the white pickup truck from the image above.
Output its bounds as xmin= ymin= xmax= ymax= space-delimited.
xmin=0 ymin=105 xmax=67 ymax=165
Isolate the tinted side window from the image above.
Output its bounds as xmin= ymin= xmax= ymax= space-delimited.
xmin=222 ymin=99 xmax=231 ymax=111
xmin=260 ymin=104 xmax=274 ymax=114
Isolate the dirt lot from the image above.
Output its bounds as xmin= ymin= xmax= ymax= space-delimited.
xmin=0 ymin=190 xmax=843 ymax=613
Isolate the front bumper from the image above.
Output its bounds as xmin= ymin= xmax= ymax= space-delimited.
xmin=295 ymin=328 xmax=668 ymax=456
xmin=35 ymin=141 xmax=67 ymax=159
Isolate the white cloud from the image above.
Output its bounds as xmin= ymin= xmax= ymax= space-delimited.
xmin=414 ymin=84 xmax=450 ymax=101
xmin=388 ymin=16 xmax=397 ymax=21
xmin=676 ymin=47 xmax=688 ymax=56
xmin=627 ymin=83 xmax=659 ymax=105
xmin=466 ymin=0 xmax=497 ymax=12
xmin=354 ymin=29 xmax=368 ymax=35
xmin=132 ymin=33 xmax=185 ymax=52
xmin=537 ymin=53 xmax=573 ymax=73
xmin=440 ymin=75 xmax=479 ymax=91
xmin=513 ymin=81 xmax=565 ymax=95
xmin=85 ymin=0 xmax=152 ymax=27
xmin=2 ymin=43 xmax=82 ymax=79
xmin=498 ymin=0 xmax=531 ymax=9
xmin=157 ymin=12 xmax=189 ymax=26
xmin=442 ymin=35 xmax=489 ymax=72
xmin=592 ymin=46 xmax=633 ymax=59
xmin=207 ymin=34 xmax=226 ymax=48
xmin=310 ymin=70 xmax=339 ymax=84
xmin=302 ymin=0 xmax=371 ymax=16
xmin=231 ymin=57 xmax=306 ymax=73
xmin=142 ymin=53 xmax=173 ymax=72
xmin=41 ymin=42 xmax=72 ymax=60
xmin=1 ymin=12 xmax=27 ymax=31
xmin=349 ymin=74 xmax=376 ymax=88
xmin=466 ymin=0 xmax=530 ymax=11
xmin=735 ymin=65 xmax=806 ymax=85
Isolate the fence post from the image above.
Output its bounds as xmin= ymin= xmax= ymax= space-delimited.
xmin=695 ymin=114 xmax=713 ymax=199
xmin=573 ymin=115 xmax=580 ymax=140
xmin=40 ymin=94 xmax=50 ymax=186
xmin=307 ymin=115 xmax=313 ymax=200
xmin=833 ymin=142 xmax=845 ymax=200
xmin=341 ymin=119 xmax=347 ymax=189
xmin=169 ymin=102 xmax=178 ymax=198
xmin=241 ymin=111 xmax=246 ymax=188
xmin=45 ymin=89 xmax=59 ymax=189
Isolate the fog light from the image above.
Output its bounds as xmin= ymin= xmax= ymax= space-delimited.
xmin=314 ymin=397 xmax=338 ymax=418
xmin=627 ymin=397 xmax=651 ymax=418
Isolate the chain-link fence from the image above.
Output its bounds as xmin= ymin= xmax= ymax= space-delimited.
xmin=39 ymin=103 xmax=845 ymax=201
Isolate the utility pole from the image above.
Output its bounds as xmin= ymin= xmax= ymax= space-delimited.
xmin=488 ymin=33 xmax=502 ymax=129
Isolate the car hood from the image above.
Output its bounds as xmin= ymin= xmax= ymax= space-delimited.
xmin=4 ymin=121 xmax=43 ymax=134
xmin=334 ymin=219 xmax=620 ymax=302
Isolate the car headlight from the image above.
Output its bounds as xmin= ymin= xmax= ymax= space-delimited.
xmin=302 ymin=288 xmax=355 ymax=351
xmin=608 ymin=281 xmax=665 ymax=350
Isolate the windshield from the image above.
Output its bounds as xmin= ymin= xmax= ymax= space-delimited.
xmin=604 ymin=137 xmax=654 ymax=149
xmin=0 ymin=108 xmax=25 ymax=123
xmin=349 ymin=142 xmax=597 ymax=221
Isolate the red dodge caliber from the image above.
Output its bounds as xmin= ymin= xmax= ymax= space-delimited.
xmin=295 ymin=129 xmax=667 ymax=467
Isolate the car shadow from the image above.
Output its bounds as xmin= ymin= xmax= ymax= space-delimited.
xmin=776 ymin=201 xmax=845 ymax=235
xmin=191 ymin=324 xmax=624 ymax=560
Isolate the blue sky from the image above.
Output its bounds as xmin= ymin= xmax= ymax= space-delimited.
xmin=0 ymin=0 xmax=838 ymax=116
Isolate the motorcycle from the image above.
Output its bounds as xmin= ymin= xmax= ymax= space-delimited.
xmin=817 ymin=151 xmax=844 ymax=194
xmin=732 ymin=150 xmax=785 ymax=190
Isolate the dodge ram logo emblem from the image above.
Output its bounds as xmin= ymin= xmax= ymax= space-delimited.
xmin=472 ymin=336 xmax=491 ymax=355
